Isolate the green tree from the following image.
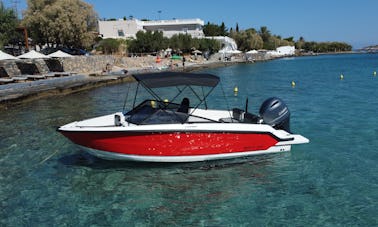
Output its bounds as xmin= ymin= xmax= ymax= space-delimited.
xmin=203 ymin=22 xmax=219 ymax=36
xmin=231 ymin=29 xmax=263 ymax=51
xmin=22 ymin=0 xmax=98 ymax=49
xmin=220 ymin=22 xmax=228 ymax=36
xmin=196 ymin=38 xmax=221 ymax=52
xmin=0 ymin=2 xmax=19 ymax=48
xmin=203 ymin=22 xmax=228 ymax=36
xmin=128 ymin=30 xmax=220 ymax=54
xmin=295 ymin=36 xmax=305 ymax=50
xmin=284 ymin=37 xmax=294 ymax=42
xmin=128 ymin=30 xmax=167 ymax=53
xmin=169 ymin=33 xmax=192 ymax=52
xmin=152 ymin=31 xmax=168 ymax=51
xmin=258 ymin=26 xmax=271 ymax=43
xmin=258 ymin=26 xmax=275 ymax=49
xmin=96 ymin=38 xmax=121 ymax=54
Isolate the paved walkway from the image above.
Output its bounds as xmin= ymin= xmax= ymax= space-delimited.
xmin=0 ymin=74 xmax=124 ymax=104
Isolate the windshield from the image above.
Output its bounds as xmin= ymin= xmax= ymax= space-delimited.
xmin=125 ymin=100 xmax=188 ymax=125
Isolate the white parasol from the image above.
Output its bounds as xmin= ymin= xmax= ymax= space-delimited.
xmin=48 ymin=50 xmax=73 ymax=58
xmin=0 ymin=50 xmax=18 ymax=60
xmin=18 ymin=50 xmax=50 ymax=59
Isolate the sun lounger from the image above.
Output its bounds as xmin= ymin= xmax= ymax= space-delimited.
xmin=44 ymin=59 xmax=73 ymax=77
xmin=0 ymin=67 xmax=15 ymax=84
xmin=15 ymin=62 xmax=46 ymax=80
xmin=12 ymin=76 xmax=28 ymax=82
xmin=26 ymin=74 xmax=46 ymax=80
xmin=0 ymin=78 xmax=14 ymax=85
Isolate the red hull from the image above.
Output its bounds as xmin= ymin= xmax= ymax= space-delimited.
xmin=61 ymin=131 xmax=279 ymax=156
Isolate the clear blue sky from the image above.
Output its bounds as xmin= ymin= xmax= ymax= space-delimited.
xmin=7 ymin=0 xmax=378 ymax=49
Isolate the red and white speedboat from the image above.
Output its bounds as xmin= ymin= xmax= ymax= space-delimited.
xmin=58 ymin=72 xmax=309 ymax=162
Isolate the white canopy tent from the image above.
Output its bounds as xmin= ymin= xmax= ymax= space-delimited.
xmin=0 ymin=50 xmax=18 ymax=60
xmin=48 ymin=50 xmax=73 ymax=58
xmin=18 ymin=50 xmax=50 ymax=59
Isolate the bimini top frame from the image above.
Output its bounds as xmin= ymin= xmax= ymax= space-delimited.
xmin=130 ymin=72 xmax=220 ymax=110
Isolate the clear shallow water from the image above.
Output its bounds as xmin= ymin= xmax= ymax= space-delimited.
xmin=1 ymin=54 xmax=377 ymax=226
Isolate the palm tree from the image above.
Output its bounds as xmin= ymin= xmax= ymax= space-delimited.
xmin=258 ymin=26 xmax=271 ymax=42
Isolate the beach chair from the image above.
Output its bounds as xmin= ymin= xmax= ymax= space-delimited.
xmin=15 ymin=62 xmax=46 ymax=80
xmin=0 ymin=67 xmax=15 ymax=84
xmin=44 ymin=59 xmax=72 ymax=77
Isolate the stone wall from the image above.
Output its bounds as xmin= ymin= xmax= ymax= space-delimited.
xmin=0 ymin=55 xmax=156 ymax=77
xmin=61 ymin=55 xmax=117 ymax=74
xmin=48 ymin=55 xmax=162 ymax=73
xmin=1 ymin=54 xmax=190 ymax=77
xmin=60 ymin=55 xmax=166 ymax=73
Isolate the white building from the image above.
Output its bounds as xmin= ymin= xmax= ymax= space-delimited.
xmin=207 ymin=36 xmax=241 ymax=54
xmin=98 ymin=18 xmax=205 ymax=39
xmin=267 ymin=46 xmax=296 ymax=57
xmin=98 ymin=20 xmax=142 ymax=39
xmin=276 ymin=46 xmax=295 ymax=55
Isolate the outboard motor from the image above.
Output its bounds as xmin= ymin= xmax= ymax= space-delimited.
xmin=259 ymin=97 xmax=291 ymax=132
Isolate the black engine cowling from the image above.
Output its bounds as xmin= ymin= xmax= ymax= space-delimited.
xmin=259 ymin=97 xmax=291 ymax=132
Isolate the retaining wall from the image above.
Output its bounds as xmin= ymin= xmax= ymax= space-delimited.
xmin=0 ymin=55 xmax=163 ymax=77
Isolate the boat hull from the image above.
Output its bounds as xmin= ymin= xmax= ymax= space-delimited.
xmin=80 ymin=144 xmax=292 ymax=162
xmin=60 ymin=130 xmax=286 ymax=162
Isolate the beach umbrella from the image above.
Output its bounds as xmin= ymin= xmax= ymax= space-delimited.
xmin=0 ymin=50 xmax=18 ymax=60
xmin=18 ymin=50 xmax=50 ymax=59
xmin=48 ymin=50 xmax=73 ymax=58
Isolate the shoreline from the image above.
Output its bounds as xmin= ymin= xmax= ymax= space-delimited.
xmin=0 ymin=59 xmax=240 ymax=109
xmin=0 ymin=51 xmax=361 ymax=110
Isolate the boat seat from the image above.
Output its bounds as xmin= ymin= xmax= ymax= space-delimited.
xmin=243 ymin=112 xmax=261 ymax=123
xmin=232 ymin=108 xmax=261 ymax=123
xmin=232 ymin=108 xmax=245 ymax=121
xmin=177 ymin=98 xmax=190 ymax=113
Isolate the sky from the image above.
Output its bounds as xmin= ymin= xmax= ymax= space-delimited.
xmin=5 ymin=0 xmax=378 ymax=49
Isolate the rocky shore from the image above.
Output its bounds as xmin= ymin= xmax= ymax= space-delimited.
xmin=0 ymin=54 xmax=246 ymax=109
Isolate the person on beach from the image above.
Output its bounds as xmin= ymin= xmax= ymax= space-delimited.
xmin=182 ymin=56 xmax=186 ymax=68
xmin=102 ymin=63 xmax=112 ymax=74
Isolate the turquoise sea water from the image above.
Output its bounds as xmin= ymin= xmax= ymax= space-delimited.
xmin=1 ymin=54 xmax=377 ymax=226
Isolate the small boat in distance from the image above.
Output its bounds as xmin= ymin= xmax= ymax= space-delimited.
xmin=58 ymin=72 xmax=309 ymax=162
